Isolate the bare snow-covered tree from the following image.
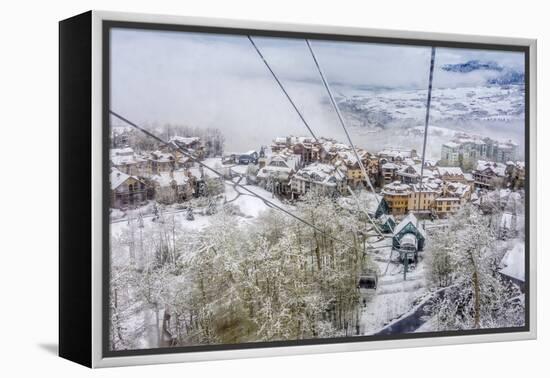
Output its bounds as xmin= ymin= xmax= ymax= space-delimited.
xmin=428 ymin=204 xmax=524 ymax=330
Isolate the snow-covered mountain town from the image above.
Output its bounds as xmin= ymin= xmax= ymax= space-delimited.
xmin=109 ymin=124 xmax=525 ymax=350
xmin=107 ymin=29 xmax=526 ymax=351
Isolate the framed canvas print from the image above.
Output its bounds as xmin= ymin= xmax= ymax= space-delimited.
xmin=59 ymin=10 xmax=537 ymax=368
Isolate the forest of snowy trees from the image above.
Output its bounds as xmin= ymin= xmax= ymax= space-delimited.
xmin=110 ymin=180 xmax=526 ymax=350
xmin=110 ymin=190 xmax=377 ymax=350
xmin=117 ymin=123 xmax=225 ymax=157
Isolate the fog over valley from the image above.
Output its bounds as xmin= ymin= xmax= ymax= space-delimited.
xmin=110 ymin=28 xmax=525 ymax=158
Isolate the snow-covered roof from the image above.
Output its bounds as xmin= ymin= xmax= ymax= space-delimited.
xmin=475 ymin=160 xmax=507 ymax=176
xmin=278 ymin=135 xmax=317 ymax=146
xmin=499 ymin=243 xmax=525 ymax=282
xmin=110 ymin=169 xmax=130 ymax=190
xmin=257 ymin=165 xmax=292 ymax=180
xmin=381 ymin=162 xmax=399 ymax=170
xmin=293 ymin=162 xmax=345 ymax=186
xmin=149 ymin=151 xmax=175 ymax=163
xmin=111 ymin=153 xmax=146 ymax=166
xmin=169 ymin=136 xmax=200 ymax=146
xmin=410 ymin=182 xmax=440 ymax=193
xmin=424 ymin=160 xmax=437 ymax=167
xmin=110 ymin=168 xmax=142 ymax=190
xmin=110 ymin=147 xmax=134 ymax=157
xmin=393 ymin=212 xmax=426 ymax=239
xmin=445 ymin=181 xmax=471 ymax=197
xmin=442 ymin=141 xmax=460 ymax=149
xmin=505 ymin=160 xmax=525 ymax=169
xmin=335 ymin=150 xmax=361 ymax=167
xmin=382 ymin=181 xmax=411 ymax=195
xmin=397 ymin=164 xmax=421 ymax=176
xmin=150 ymin=171 xmax=190 ymax=187
xmin=378 ymin=148 xmax=413 ymax=159
xmin=271 ymin=154 xmax=299 ymax=168
xmin=437 ymin=166 xmax=464 ymax=177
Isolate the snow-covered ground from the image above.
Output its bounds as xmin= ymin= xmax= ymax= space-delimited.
xmin=499 ymin=238 xmax=525 ymax=283
xmin=110 ymin=168 xmax=292 ymax=267
xmin=109 ymin=157 xmax=526 ymax=342
xmin=223 ymin=180 xmax=287 ymax=218
xmin=109 ymin=171 xmax=295 ymax=349
xmin=359 ymin=238 xmax=429 ymax=335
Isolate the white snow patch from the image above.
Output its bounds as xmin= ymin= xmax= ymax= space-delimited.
xmin=500 ymin=241 xmax=525 ymax=282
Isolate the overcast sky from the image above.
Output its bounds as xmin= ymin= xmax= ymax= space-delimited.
xmin=110 ymin=28 xmax=525 ymax=151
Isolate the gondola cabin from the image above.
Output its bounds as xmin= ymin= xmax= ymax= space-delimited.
xmin=357 ymin=270 xmax=378 ymax=306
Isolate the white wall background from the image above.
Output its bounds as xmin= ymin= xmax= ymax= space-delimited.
xmin=0 ymin=0 xmax=546 ymax=376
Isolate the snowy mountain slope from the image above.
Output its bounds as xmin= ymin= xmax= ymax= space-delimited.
xmin=338 ymin=85 xmax=525 ymax=127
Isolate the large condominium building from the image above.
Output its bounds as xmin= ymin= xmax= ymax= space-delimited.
xmin=472 ymin=160 xmax=507 ymax=190
xmin=271 ymin=136 xmax=321 ymax=164
xmin=434 ymin=181 xmax=472 ymax=216
xmin=381 ymin=181 xmax=412 ymax=216
xmin=257 ymin=153 xmax=302 ymax=196
xmin=440 ymin=133 xmax=518 ymax=169
xmin=407 ymin=184 xmax=440 ymax=213
xmin=290 ymin=162 xmax=347 ymax=198
xmin=332 ymin=149 xmax=376 ymax=188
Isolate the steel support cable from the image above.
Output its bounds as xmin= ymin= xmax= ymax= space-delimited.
xmin=305 ymin=39 xmax=388 ymax=236
xmin=418 ymin=47 xmax=436 ymax=195
xmin=248 ymin=36 xmax=384 ymax=239
xmin=410 ymin=47 xmax=436 ymax=222
xmin=385 ymin=47 xmax=436 ymax=274
xmin=305 ymin=40 xmax=379 ymax=200
xmin=109 ymin=110 xmax=357 ymax=250
xmin=305 ymin=43 xmax=439 ymax=279
xmin=247 ymin=36 xmax=319 ymax=141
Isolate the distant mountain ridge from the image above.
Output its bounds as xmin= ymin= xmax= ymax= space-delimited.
xmin=441 ymin=60 xmax=524 ymax=85
xmin=441 ymin=60 xmax=503 ymax=73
